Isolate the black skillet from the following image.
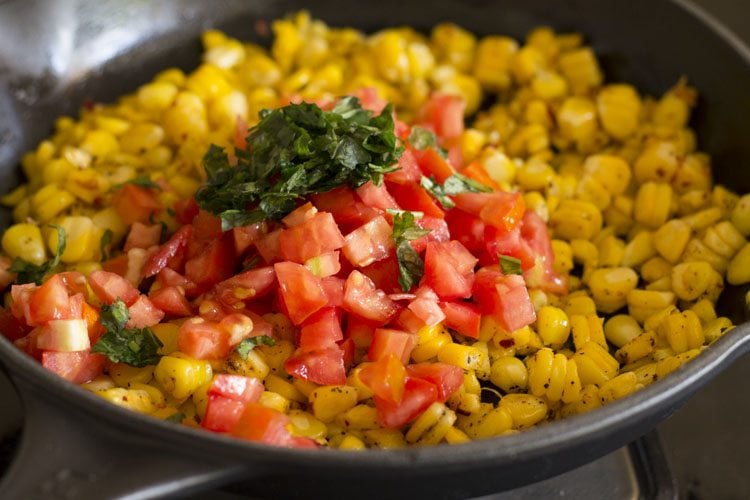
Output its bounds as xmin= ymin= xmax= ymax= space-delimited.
xmin=0 ymin=0 xmax=749 ymax=498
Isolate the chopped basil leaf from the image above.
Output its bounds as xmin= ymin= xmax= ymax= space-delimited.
xmin=420 ymin=176 xmax=455 ymax=209
xmin=92 ymin=298 xmax=163 ymax=367
xmin=391 ymin=211 xmax=431 ymax=292
xmin=499 ymin=254 xmax=523 ymax=275
xmin=195 ymin=97 xmax=403 ymax=230
xmin=10 ymin=225 xmax=66 ymax=285
xmin=442 ymin=173 xmax=492 ymax=194
xmin=99 ymin=228 xmax=113 ymax=262
xmin=236 ymin=335 xmax=277 ymax=359
xmin=408 ymin=126 xmax=438 ymax=150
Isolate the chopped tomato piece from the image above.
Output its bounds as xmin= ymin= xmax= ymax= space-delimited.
xmin=279 ymin=212 xmax=345 ymax=264
xmin=202 ymin=396 xmax=247 ymax=433
xmin=339 ymin=337 xmax=355 ymax=369
xmin=26 ymin=275 xmax=77 ymax=326
xmin=274 ymin=262 xmax=328 ymax=325
xmin=440 ymin=301 xmax=481 ymax=339
xmin=375 ymin=377 xmax=438 ymax=429
xmin=453 ymin=192 xmax=525 ymax=231
xmin=210 ymin=374 xmax=264 ymax=402
xmin=356 ymin=181 xmax=400 ymax=212
xmin=343 ymin=271 xmax=398 ymax=325
xmin=359 ymin=354 xmax=406 ymax=404
xmin=254 ymin=228 xmax=283 ymax=264
xmin=342 ymin=216 xmax=393 ymax=268
xmin=233 ymin=222 xmax=266 ymax=256
xmin=299 ymin=308 xmax=343 ymax=352
xmin=282 ymin=202 xmax=318 ymax=227
xmin=360 ymin=254 xmax=401 ymax=294
xmin=112 ymin=184 xmax=162 ymax=225
xmin=409 ymin=216 xmax=450 ymax=253
xmin=173 ymin=197 xmax=199 ymax=225
xmin=520 ymin=211 xmax=568 ymax=295
xmin=392 ymin=308 xmax=425 ymax=334
xmin=311 ymin=188 xmax=380 ymax=233
xmin=368 ymin=328 xmax=417 ymax=364
xmin=407 ymin=287 xmax=445 ymax=326
xmin=387 ymin=181 xmax=445 ymax=219
xmin=41 ymin=351 xmax=105 ymax=384
xmin=284 ymin=347 xmax=346 ymax=385
xmin=178 ymin=318 xmax=232 ymax=360
xmin=413 ymin=147 xmax=455 ymax=183
xmin=385 ymin=147 xmax=422 ymax=184
xmin=406 ymin=362 xmax=463 ymax=402
xmin=89 ymin=270 xmax=140 ymax=306
xmin=189 ymin=210 xmax=224 ymax=243
xmin=184 ymin=234 xmax=237 ymax=291
xmin=231 ymin=404 xmax=297 ymax=446
xmin=460 ymin=161 xmax=500 ymax=191
xmin=0 ymin=306 xmax=30 ymax=341
xmin=422 ymin=241 xmax=476 ymax=301
xmin=149 ymin=286 xmax=193 ymax=317
xmin=445 ymin=208 xmax=485 ymax=253
xmin=142 ymin=225 xmax=193 ymax=278
xmin=346 ymin=314 xmax=377 ymax=350
xmin=305 ymin=251 xmax=341 ymax=278
xmin=353 ymin=87 xmax=387 ymax=114
xmin=123 ymin=295 xmax=164 ymax=328
xmin=124 ymin=222 xmax=162 ymax=252
xmin=320 ymin=276 xmax=345 ymax=308
xmin=214 ymin=266 xmax=276 ymax=306
xmin=418 ymin=93 xmax=466 ymax=141
xmin=155 ymin=268 xmax=198 ymax=295
xmin=473 ymin=268 xmax=537 ymax=333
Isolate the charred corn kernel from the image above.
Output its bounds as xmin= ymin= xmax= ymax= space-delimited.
xmin=570 ymin=315 xmax=606 ymax=350
xmin=703 ymin=221 xmax=745 ymax=259
xmin=222 ymin=349 xmax=269 ymax=380
xmin=561 ymin=358 xmax=582 ymax=404
xmin=288 ymin=410 xmax=327 ymax=441
xmin=256 ymin=340 xmax=295 ymax=374
xmin=81 ymin=375 xmax=115 ymax=392
xmin=109 ymin=363 xmax=154 ymax=387
xmin=557 ymin=97 xmax=597 ymax=146
xmin=655 ymin=356 xmax=683 ymax=379
xmin=163 ymin=92 xmax=208 ymax=142
xmin=678 ymin=190 xmax=710 ymax=215
xmin=338 ymin=434 xmax=366 ymax=450
xmin=412 ymin=329 xmax=452 ymax=363
xmin=573 ymin=342 xmax=618 ymax=385
xmin=582 ymin=155 xmax=631 ymax=196
xmin=634 ymin=141 xmax=678 ymax=183
xmin=673 ymin=155 xmax=711 ymax=193
xmin=437 ymin=343 xmax=486 ymax=371
xmin=363 ymin=429 xmax=406 ymax=449
xmin=463 ymin=370 xmax=482 ymax=395
xmin=605 ymin=314 xmax=643 ymax=348
xmin=151 ymin=323 xmax=180 ymax=355
xmin=682 ymin=238 xmax=728 ymax=274
xmin=337 ymin=404 xmax=380 ymax=431
xmin=654 ymin=219 xmax=692 ymax=263
xmin=727 ymin=243 xmax=750 ymax=285
xmin=630 ymin=362 xmax=657 ymax=386
xmin=622 ymin=231 xmax=656 ymax=268
xmin=130 ymin=383 xmax=165 ymax=408
xmin=309 ymin=385 xmax=358 ymax=423
xmin=444 ymin=427 xmax=470 ymax=444
xmin=2 ymin=223 xmax=46 ymax=265
xmin=681 ymin=207 xmax=723 ymax=232
xmin=560 ymin=384 xmax=601 ymax=417
xmin=703 ymin=317 xmax=734 ymax=344
xmin=264 ymin=374 xmax=306 ymax=403
xmin=563 ymin=294 xmax=597 ymax=317
xmin=671 ymin=261 xmax=714 ymax=301
xmin=258 ymin=391 xmax=290 ymax=413
xmin=598 ymin=372 xmax=639 ymax=403
xmin=712 ymin=185 xmax=738 ymax=215
xmin=596 ymin=84 xmax=641 ymax=140
xmin=634 ymin=183 xmax=673 ymax=229
xmin=615 ymin=331 xmax=656 ymax=365
xmin=587 ymin=267 xmax=638 ymax=313
xmin=730 ymin=194 xmax=750 ymax=236
xmin=627 ymin=289 xmax=677 ymax=323
xmin=490 ymin=356 xmax=528 ymax=393
xmin=526 ymin=347 xmax=553 ymax=396
xmin=552 ymin=240 xmax=573 ymax=274
xmin=191 ymin=382 xmax=210 ymax=418
xmin=154 ymin=354 xmax=212 ymax=400
xmin=473 ymin=36 xmax=518 ymax=91
xmin=658 ymin=310 xmax=704 ymax=354
xmin=467 ymin=406 xmax=514 ymax=439
xmin=690 ymin=299 xmax=717 ymax=325
xmin=499 ymin=394 xmax=548 ymax=429
xmin=536 ymin=306 xmax=571 ymax=347
xmin=96 ymin=388 xmax=154 ymax=414
xmin=405 ymin=402 xmax=457 ymax=445
xmin=515 ymin=329 xmax=544 ymax=356
xmin=550 ymin=199 xmax=602 ymax=240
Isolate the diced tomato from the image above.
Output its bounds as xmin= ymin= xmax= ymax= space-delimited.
xmin=311 ymin=188 xmax=380 ymax=233
xmin=231 ymin=404 xmax=297 ymax=446
xmin=234 ymin=114 xmax=249 ymax=149
xmin=214 ymin=266 xmax=277 ymax=306
xmin=0 ymin=306 xmax=30 ymax=341
xmin=387 ymin=181 xmax=445 ymax=220
xmin=89 ymin=270 xmax=140 ymax=306
xmin=356 ymin=181 xmax=400 ymax=212
xmin=202 ymin=396 xmax=247 ymax=433
xmin=418 ymin=93 xmax=466 ymax=141
xmin=124 ymin=222 xmax=162 ymax=252
xmin=375 ymin=377 xmax=438 ymax=429
xmin=406 ymin=362 xmax=463 ymax=402
xmin=343 ymin=271 xmax=398 ymax=325
xmin=112 ymin=184 xmax=162 ymax=225
xmin=0 ymin=256 xmax=14 ymax=292
xmin=482 ymin=226 xmax=529 ymax=268
xmin=41 ymin=351 xmax=105 ymax=384
xmin=149 ymin=286 xmax=193 ymax=317
xmin=422 ymin=241 xmax=476 ymax=300
xmin=473 ymin=268 xmax=537 ymax=332
xmin=359 ymin=354 xmax=406 ymax=404
xmin=190 ymin=210 xmax=224 ymax=243
xmin=142 ymin=225 xmax=193 ymax=278
xmin=284 ymin=347 xmax=346 ymax=385
xmin=407 ymin=287 xmax=445 ymax=326
xmin=274 ymin=262 xmax=328 ymax=325
xmin=245 ymin=311 xmax=275 ymax=339
xmin=210 ymin=374 xmax=264 ymax=402
xmin=461 ymin=161 xmax=501 ymax=191
xmin=101 ymin=254 xmax=129 ymax=276
xmin=233 ymin=222 xmax=267 ymax=256
xmin=305 ymin=251 xmax=341 ymax=278
xmin=360 ymin=254 xmax=401 ymax=294
xmin=81 ymin=302 xmax=103 ymax=343
xmin=368 ymin=328 xmax=417 ymax=365
xmin=440 ymin=301 xmax=481 ymax=339
xmin=385 ymin=147 xmax=422 ymax=184
xmin=453 ymin=192 xmax=525 ymax=232
xmin=520 ymin=211 xmax=568 ymax=295
xmin=346 ymin=314 xmax=377 ymax=350
xmin=203 ymin=374 xmax=265 ymax=432
xmin=26 ymin=275 xmax=77 ymax=326
xmin=36 ymin=319 xmax=90 ymax=351
xmin=178 ymin=318 xmax=232 ymax=359
xmin=409 ymin=216 xmax=450 ymax=254
xmin=217 ymin=313 xmax=255 ymax=345
xmin=413 ymin=147 xmax=455 ymax=183
xmin=9 ymin=283 xmax=35 ymax=321
xmin=445 ymin=209 xmax=485 ymax=253
xmin=339 ymin=337 xmax=355 ymax=369
xmin=155 ymin=268 xmax=198 ymax=295
xmin=320 ymin=276 xmax=345 ymax=308
xmin=392 ymin=308 xmax=425 ymax=334
xmin=353 ymin=87 xmax=388 ymax=114
xmin=299 ymin=308 xmax=343 ymax=352
xmin=342 ymin=216 xmax=393 ymax=268
xmin=57 ymin=271 xmax=88 ymax=296
xmin=282 ymin=202 xmax=318 ymax=227
xmin=255 ymin=228 xmax=284 ymax=264
xmin=184 ymin=234 xmax=237 ymax=291
xmin=279 ymin=213 xmax=345 ymax=264
xmin=173 ymin=197 xmax=199 ymax=225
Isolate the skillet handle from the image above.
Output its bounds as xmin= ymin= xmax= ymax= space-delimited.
xmin=0 ymin=375 xmax=246 ymax=500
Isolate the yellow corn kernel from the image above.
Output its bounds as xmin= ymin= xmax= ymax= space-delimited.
xmin=703 ymin=317 xmax=734 ymax=344
xmin=603 ymin=195 xmax=634 ymax=235
xmin=411 ymin=329 xmax=452 ymax=363
xmin=690 ymin=299 xmax=717 ymax=325
xmin=154 ymin=354 xmax=212 ymax=400
xmin=2 ymin=223 xmax=46 ymax=265
xmin=573 ymin=342 xmax=618 ymax=385
xmin=405 ymin=402 xmax=457 ymax=445
xmin=727 ymin=243 xmax=750 ymax=285
xmin=96 ymin=388 xmax=154 ymax=414
xmin=604 ymin=314 xmax=643 ymax=348
xmin=42 ymin=158 xmax=75 ymax=186
xmin=634 ymin=141 xmax=679 ymax=184
xmin=258 ymin=391 xmax=290 ymax=413
xmin=582 ymin=155 xmax=631 ymax=196
xmin=598 ymin=372 xmax=639 ymax=404
xmin=653 ymin=91 xmax=689 ymax=129
xmin=655 ymin=356 xmax=683 ymax=379
xmin=703 ymin=221 xmax=745 ymax=259
xmin=557 ymin=97 xmax=597 ymax=146
xmin=549 ymin=199 xmax=602 ymax=240
xmin=48 ymin=216 xmax=99 ymax=263
xmin=0 ymin=184 xmax=28 ymax=207
xmin=510 ymin=46 xmax=545 ymax=82
xmin=32 ymin=186 xmax=76 ymax=223
xmin=264 ymin=374 xmax=306 ymax=403
xmin=347 ymin=366 xmax=375 ymax=401
xmin=536 ymin=306 xmax=571 ymax=347
xmin=571 ymin=239 xmax=599 ymax=267
xmin=634 ymin=182 xmax=673 ymax=229
xmin=363 ymin=429 xmax=406 ymax=449
xmin=431 ymin=23 xmax=476 ymax=72
xmin=80 ymin=130 xmax=119 ymax=160
xmin=109 ymin=363 xmax=154 ymax=387
xmin=531 ymin=71 xmax=568 ymax=100
xmin=596 ymin=84 xmax=641 ymax=140
xmin=570 ymin=315 xmax=606 ymax=350
xmin=558 ymin=47 xmax=602 ymax=94
xmin=499 ymin=394 xmax=548 ymax=429
xmin=82 ymin=375 xmax=116 ymax=393
xmin=671 ymin=261 xmax=715 ymax=301
xmin=587 ymin=267 xmax=639 ymax=313
xmin=627 ymin=289 xmax=677 ymax=323
xmin=119 ymin=123 xmax=165 ymax=154
xmin=682 ymin=238 xmax=728 ymax=274
xmin=641 ymin=257 xmax=672 ymax=283
xmin=730 ymin=194 xmax=750 ymax=236
xmin=622 ymin=230 xmax=656 ymax=268
xmin=129 ymin=383 xmax=165 ymax=409
xmin=222 ymin=349 xmax=270 ymax=380
xmin=338 ymin=434 xmax=366 ymax=450
xmin=309 ymin=385 xmax=358 ymax=423
xmin=447 ymin=389 xmax=482 ymax=415
xmin=137 ymin=81 xmax=178 ymax=110
xmin=256 ymin=340 xmax=295 ymax=375
xmin=490 ymin=356 xmax=528 ymax=393
xmin=615 ymin=331 xmax=657 ymax=365
xmin=437 ymin=343 xmax=487 ymax=371
xmin=460 ymin=129 xmax=487 ymax=164
xmin=673 ymin=154 xmax=711 ymax=193
xmin=150 ymin=323 xmax=180 ymax=355
xmin=292 ymin=378 xmax=319 ymax=398
xmin=658 ymin=310 xmax=704 ymax=354
xmin=444 ymin=427 xmax=470 ymax=445
xmin=562 ymin=294 xmax=597 ymax=317
xmin=524 ymin=191 xmax=549 ymax=222
xmin=560 ymin=384 xmax=601 ymax=417
xmin=473 ymin=36 xmax=518 ymax=91
xmin=576 ymin=176 xmax=612 ymax=210
xmin=163 ymin=92 xmax=208 ymax=142
xmin=515 ymin=157 xmax=554 ymax=190
xmin=653 ymin=219 xmax=692 ymax=263
xmin=288 ymin=410 xmax=328 ymax=442
xmin=681 ymin=207 xmax=723 ymax=232
xmin=336 ymin=404 xmax=380 ymax=431
xmin=551 ymin=240 xmax=573 ymax=275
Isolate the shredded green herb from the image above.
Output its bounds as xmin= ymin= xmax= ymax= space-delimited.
xmin=391 ymin=211 xmax=431 ymax=292
xmin=408 ymin=126 xmax=438 ymax=150
xmin=442 ymin=173 xmax=492 ymax=194
xmin=99 ymin=229 xmax=113 ymax=263
xmin=236 ymin=335 xmax=277 ymax=359
xmin=499 ymin=254 xmax=523 ymax=275
xmin=195 ymin=96 xmax=403 ymax=230
xmin=420 ymin=176 xmax=455 ymax=209
xmin=116 ymin=176 xmax=161 ymax=190
xmin=10 ymin=225 xmax=66 ymax=285
xmin=91 ymin=299 xmax=163 ymax=367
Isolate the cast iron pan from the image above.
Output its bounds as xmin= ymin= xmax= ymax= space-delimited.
xmin=0 ymin=0 xmax=749 ymax=498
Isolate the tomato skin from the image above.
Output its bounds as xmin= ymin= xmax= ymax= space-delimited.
xmin=407 ymin=287 xmax=445 ymax=327
xmin=445 ymin=209 xmax=485 ymax=253
xmin=460 ymin=161 xmax=501 ymax=191
xmin=126 ymin=295 xmax=165 ymax=328
xmin=210 ymin=374 xmax=264 ymax=401
xmin=184 ymin=233 xmax=237 ymax=292
xmin=385 ymin=147 xmax=422 ymax=184
xmin=392 ymin=308 xmax=425 ymax=334
xmin=440 ymin=301 xmax=482 ymax=339
xmin=368 ymin=328 xmax=417 ymax=365
xmin=375 ymin=377 xmax=438 ymax=429
xmin=284 ymin=347 xmax=347 ymax=385
xmin=143 ymin=225 xmax=193 ymax=278
xmin=320 ymin=276 xmax=345 ymax=308
xmin=231 ymin=404 xmax=298 ymax=446
xmin=147 ymin=286 xmax=192 ymax=317
xmin=26 ymin=275 xmax=78 ymax=326
xmin=386 ymin=181 xmax=445 ymax=219
xmin=123 ymin=223 xmax=162 ymax=252
xmin=419 ymin=93 xmax=466 ymax=141
xmin=178 ymin=318 xmax=232 ymax=360
xmin=214 ymin=266 xmax=277 ymax=306
xmin=233 ymin=222 xmax=266 ymax=256
xmin=520 ymin=211 xmax=568 ymax=295
xmin=41 ymin=351 xmax=105 ymax=384
xmin=356 ymin=181 xmax=400 ymax=211
xmin=454 ymin=192 xmax=525 ymax=231
xmin=279 ymin=213 xmax=345 ymax=264
xmin=0 ymin=306 xmax=30 ymax=341
xmin=89 ymin=270 xmax=141 ymax=306
xmin=156 ymin=268 xmax=198 ymax=295
xmin=311 ymin=188 xmax=381 ymax=233
xmin=254 ymin=229 xmax=283 ymax=265
xmin=409 ymin=216 xmax=451 ymax=254
xmin=342 ymin=216 xmax=393 ymax=268
xmin=202 ymin=374 xmax=264 ymax=433
xmin=422 ymin=241 xmax=476 ymax=301
xmin=360 ymin=255 xmax=401 ymax=295
xmin=473 ymin=268 xmax=537 ymax=333
xmin=343 ymin=271 xmax=398 ymax=325
xmin=173 ymin=197 xmax=199 ymax=225
xmin=345 ymin=314 xmax=377 ymax=350
xmin=298 ymin=308 xmax=343 ymax=352
xmin=359 ymin=354 xmax=406 ymax=404
xmin=112 ymin=184 xmax=162 ymax=225
xmin=202 ymin=396 xmax=247 ymax=433
xmin=413 ymin=147 xmax=455 ymax=183
xmin=274 ymin=262 xmax=328 ymax=326
xmin=406 ymin=362 xmax=463 ymax=402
